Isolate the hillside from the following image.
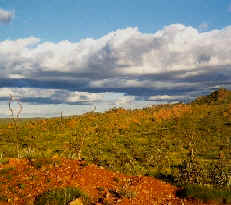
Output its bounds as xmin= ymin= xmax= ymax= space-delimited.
xmin=0 ymin=158 xmax=206 ymax=205
xmin=0 ymin=88 xmax=231 ymax=204
xmin=192 ymin=88 xmax=231 ymax=105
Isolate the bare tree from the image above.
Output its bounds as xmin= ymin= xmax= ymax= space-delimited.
xmin=8 ymin=94 xmax=23 ymax=157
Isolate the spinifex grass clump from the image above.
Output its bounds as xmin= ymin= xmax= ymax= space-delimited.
xmin=175 ymin=151 xmax=230 ymax=186
xmin=174 ymin=131 xmax=231 ymax=202
xmin=0 ymin=158 xmax=9 ymax=165
xmin=176 ymin=185 xmax=231 ymax=203
xmin=34 ymin=187 xmax=90 ymax=205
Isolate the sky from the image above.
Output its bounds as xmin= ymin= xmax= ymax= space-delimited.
xmin=0 ymin=0 xmax=231 ymax=117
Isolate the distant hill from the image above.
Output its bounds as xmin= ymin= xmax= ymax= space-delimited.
xmin=192 ymin=88 xmax=231 ymax=105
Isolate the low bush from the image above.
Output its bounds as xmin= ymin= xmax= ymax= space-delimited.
xmin=176 ymin=184 xmax=231 ymax=203
xmin=34 ymin=187 xmax=90 ymax=205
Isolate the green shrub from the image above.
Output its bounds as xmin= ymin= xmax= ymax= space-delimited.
xmin=0 ymin=194 xmax=8 ymax=202
xmin=30 ymin=158 xmax=55 ymax=169
xmin=207 ymin=160 xmax=230 ymax=187
xmin=176 ymin=155 xmax=205 ymax=185
xmin=34 ymin=187 xmax=90 ymax=205
xmin=0 ymin=158 xmax=9 ymax=165
xmin=0 ymin=167 xmax=15 ymax=175
xmin=176 ymin=184 xmax=231 ymax=203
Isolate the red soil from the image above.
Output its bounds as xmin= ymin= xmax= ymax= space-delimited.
xmin=0 ymin=158 xmax=213 ymax=205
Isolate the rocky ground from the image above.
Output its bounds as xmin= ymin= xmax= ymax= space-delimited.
xmin=0 ymin=158 xmax=219 ymax=205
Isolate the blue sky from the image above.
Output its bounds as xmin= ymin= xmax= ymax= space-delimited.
xmin=1 ymin=0 xmax=231 ymax=42
xmin=0 ymin=0 xmax=231 ymax=117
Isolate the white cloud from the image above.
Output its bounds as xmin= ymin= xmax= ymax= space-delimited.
xmin=0 ymin=8 xmax=14 ymax=24
xmin=0 ymin=101 xmax=94 ymax=118
xmin=148 ymin=95 xmax=183 ymax=101
xmin=0 ymin=88 xmax=105 ymax=104
xmin=115 ymin=95 xmax=135 ymax=107
xmin=148 ymin=95 xmax=195 ymax=102
xmin=0 ymin=90 xmax=138 ymax=117
xmin=1 ymin=25 xmax=231 ymax=79
xmin=1 ymin=24 xmax=231 ymax=116
xmin=199 ymin=22 xmax=209 ymax=32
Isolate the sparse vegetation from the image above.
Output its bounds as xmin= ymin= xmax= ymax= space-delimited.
xmin=0 ymin=88 xmax=231 ymax=204
xmin=34 ymin=187 xmax=90 ymax=205
xmin=176 ymin=185 xmax=231 ymax=203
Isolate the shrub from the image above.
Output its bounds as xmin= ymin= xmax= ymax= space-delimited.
xmin=207 ymin=160 xmax=230 ymax=187
xmin=34 ymin=187 xmax=90 ymax=205
xmin=176 ymin=152 xmax=205 ymax=185
xmin=176 ymin=184 xmax=231 ymax=203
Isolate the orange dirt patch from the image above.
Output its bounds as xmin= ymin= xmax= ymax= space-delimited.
xmin=0 ymin=158 xmax=209 ymax=205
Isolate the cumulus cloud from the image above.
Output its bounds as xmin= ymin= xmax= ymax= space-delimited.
xmin=1 ymin=24 xmax=231 ymax=116
xmin=2 ymin=24 xmax=231 ymax=78
xmin=0 ymin=8 xmax=14 ymax=24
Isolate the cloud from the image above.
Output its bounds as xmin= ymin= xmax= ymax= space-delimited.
xmin=2 ymin=25 xmax=231 ymax=78
xmin=1 ymin=24 xmax=231 ymax=116
xmin=0 ymin=8 xmax=14 ymax=24
xmin=0 ymin=88 xmax=105 ymax=104
xmin=115 ymin=95 xmax=135 ymax=107
xmin=199 ymin=22 xmax=209 ymax=32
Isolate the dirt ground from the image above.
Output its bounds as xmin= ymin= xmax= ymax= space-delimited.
xmin=0 ymin=158 xmax=217 ymax=205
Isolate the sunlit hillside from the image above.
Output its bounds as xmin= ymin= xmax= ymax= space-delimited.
xmin=0 ymin=88 xmax=231 ymax=204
